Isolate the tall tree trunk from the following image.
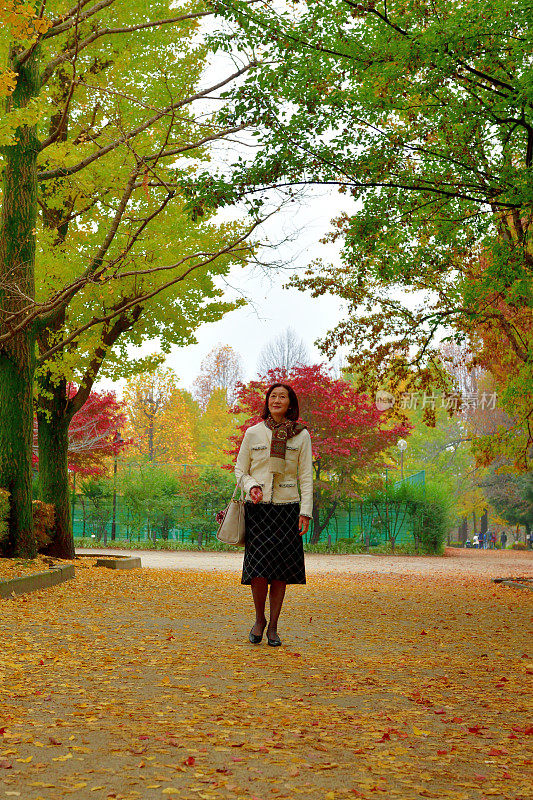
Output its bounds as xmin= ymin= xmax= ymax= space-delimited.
xmin=0 ymin=47 xmax=40 ymax=557
xmin=37 ymin=392 xmax=74 ymax=558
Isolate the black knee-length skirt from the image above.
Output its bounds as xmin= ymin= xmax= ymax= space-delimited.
xmin=241 ymin=502 xmax=306 ymax=585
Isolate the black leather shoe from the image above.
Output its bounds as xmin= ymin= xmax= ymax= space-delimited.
xmin=249 ymin=622 xmax=267 ymax=644
xmin=267 ymin=631 xmax=282 ymax=647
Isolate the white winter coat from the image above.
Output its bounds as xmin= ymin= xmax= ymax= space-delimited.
xmin=234 ymin=421 xmax=314 ymax=517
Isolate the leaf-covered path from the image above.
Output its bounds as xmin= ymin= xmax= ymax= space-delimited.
xmin=1 ymin=553 xmax=532 ymax=800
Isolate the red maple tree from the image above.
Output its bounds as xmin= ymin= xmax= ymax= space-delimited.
xmin=33 ymin=387 xmax=127 ymax=476
xmin=229 ymin=364 xmax=410 ymax=542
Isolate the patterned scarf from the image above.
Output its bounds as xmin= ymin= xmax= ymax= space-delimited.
xmin=264 ymin=416 xmax=307 ymax=474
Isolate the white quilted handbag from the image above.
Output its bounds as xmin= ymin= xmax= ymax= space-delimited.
xmin=216 ymin=482 xmax=246 ymax=546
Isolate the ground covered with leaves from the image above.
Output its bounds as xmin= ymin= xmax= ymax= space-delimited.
xmin=1 ymin=555 xmax=532 ymax=800
xmin=0 ymin=556 xmax=71 ymax=582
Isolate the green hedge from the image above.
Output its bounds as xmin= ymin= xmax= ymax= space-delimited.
xmin=75 ymin=537 xmax=433 ymax=556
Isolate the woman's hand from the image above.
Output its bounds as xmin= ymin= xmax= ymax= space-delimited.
xmin=298 ymin=516 xmax=310 ymax=536
xmin=250 ymin=487 xmax=263 ymax=504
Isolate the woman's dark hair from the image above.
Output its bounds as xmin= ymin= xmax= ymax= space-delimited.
xmin=261 ymin=383 xmax=299 ymax=421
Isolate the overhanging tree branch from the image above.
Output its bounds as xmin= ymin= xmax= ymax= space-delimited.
xmin=37 ymin=62 xmax=256 ymax=171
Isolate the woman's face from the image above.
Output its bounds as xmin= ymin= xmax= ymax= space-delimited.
xmin=268 ymin=386 xmax=290 ymax=418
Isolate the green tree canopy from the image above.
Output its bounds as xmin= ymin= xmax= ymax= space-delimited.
xmin=208 ymin=0 xmax=533 ymax=462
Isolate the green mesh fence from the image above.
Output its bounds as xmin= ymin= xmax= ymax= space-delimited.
xmin=73 ymin=471 xmax=426 ymax=548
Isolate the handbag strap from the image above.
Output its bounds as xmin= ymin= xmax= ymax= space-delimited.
xmin=231 ymin=477 xmax=245 ymax=502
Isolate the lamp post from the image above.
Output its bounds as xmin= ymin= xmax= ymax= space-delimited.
xmin=397 ymin=438 xmax=408 ymax=481
xmin=111 ymin=431 xmax=124 ymax=541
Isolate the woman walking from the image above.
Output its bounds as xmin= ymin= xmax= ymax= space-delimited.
xmin=235 ymin=383 xmax=313 ymax=647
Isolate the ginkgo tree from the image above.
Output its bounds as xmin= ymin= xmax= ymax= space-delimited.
xmin=0 ymin=0 xmax=271 ymax=557
xmin=229 ymin=364 xmax=409 ymax=543
xmin=122 ymin=366 xmax=197 ymax=466
xmin=196 ymin=387 xmax=242 ymax=467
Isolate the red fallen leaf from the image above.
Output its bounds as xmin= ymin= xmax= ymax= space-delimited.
xmin=377 ymin=732 xmax=391 ymax=742
xmin=451 ymin=717 xmax=463 ymax=724
xmin=166 ymin=634 xmax=175 ymax=641
xmin=291 ymin=653 xmax=301 ymax=657
xmin=0 ymin=759 xmax=12 ymax=769
xmin=352 ymin=748 xmax=365 ymax=754
xmin=0 ymin=728 xmax=6 ymax=735
xmin=138 ymin=735 xmax=149 ymax=740
xmin=502 ymin=771 xmax=511 ymax=779
xmin=434 ymin=709 xmax=446 ymax=715
xmin=468 ymin=725 xmax=487 ymax=736
xmin=498 ymin=676 xmax=508 ymax=682
xmin=231 ymin=757 xmax=244 ymax=762
xmin=231 ymin=742 xmax=245 ymax=748
xmin=525 ymin=726 xmax=533 ymax=735
xmin=49 ymin=737 xmax=62 ymax=746
xmin=437 ymin=750 xmax=447 ymax=756
xmin=184 ymin=756 xmax=195 ymax=766
xmin=489 ymin=747 xmax=508 ymax=756
xmin=420 ymin=630 xmax=428 ymax=635
xmin=526 ymin=669 xmax=533 ymax=675
xmin=508 ymin=734 xmax=518 ymax=739
xmin=473 ymin=774 xmax=487 ymax=782
xmin=38 ymin=659 xmax=44 ymax=665
xmin=466 ymin=612 xmax=473 ymax=616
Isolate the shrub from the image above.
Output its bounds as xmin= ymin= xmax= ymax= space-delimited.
xmin=33 ymin=500 xmax=55 ymax=550
xmin=512 ymin=542 xmax=527 ymax=550
xmin=448 ymin=541 xmax=464 ymax=548
xmin=362 ymin=481 xmax=453 ymax=555
xmin=0 ymin=489 xmax=10 ymax=545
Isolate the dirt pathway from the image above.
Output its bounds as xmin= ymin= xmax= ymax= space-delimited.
xmin=76 ymin=546 xmax=533 ymax=579
xmin=1 ymin=552 xmax=531 ymax=800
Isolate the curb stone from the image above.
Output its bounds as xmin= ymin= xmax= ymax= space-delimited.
xmin=493 ymin=577 xmax=533 ymax=591
xmin=499 ymin=580 xmax=533 ymax=591
xmin=0 ymin=564 xmax=75 ymax=599
xmin=95 ymin=556 xmax=142 ymax=570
